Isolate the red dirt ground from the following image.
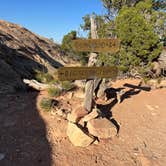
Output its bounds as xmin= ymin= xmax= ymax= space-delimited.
xmin=0 ymin=79 xmax=166 ymax=166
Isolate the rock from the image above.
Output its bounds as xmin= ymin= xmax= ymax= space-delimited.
xmin=93 ymin=139 xmax=99 ymax=145
xmin=67 ymin=122 xmax=94 ymax=147
xmin=152 ymin=61 xmax=161 ymax=77
xmin=66 ymin=92 xmax=73 ymax=99
xmin=158 ymin=48 xmax=166 ymax=69
xmin=159 ymin=80 xmax=166 ymax=88
xmin=146 ymin=79 xmax=158 ymax=89
xmin=84 ymin=80 xmax=94 ymax=112
xmin=82 ymin=108 xmax=99 ymax=122
xmin=146 ymin=105 xmax=155 ymax=111
xmin=0 ymin=20 xmax=68 ymax=94
xmin=74 ymin=80 xmax=85 ymax=88
xmin=96 ymin=79 xmax=107 ymax=99
xmin=147 ymin=79 xmax=166 ymax=89
xmin=67 ymin=107 xmax=88 ymax=123
xmin=87 ymin=118 xmax=117 ymax=139
xmin=56 ymin=109 xmax=68 ymax=119
xmin=78 ymin=119 xmax=85 ymax=127
xmin=73 ymin=89 xmax=85 ymax=99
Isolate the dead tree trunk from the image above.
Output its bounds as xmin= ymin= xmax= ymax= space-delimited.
xmin=23 ymin=79 xmax=50 ymax=90
xmin=84 ymin=15 xmax=98 ymax=112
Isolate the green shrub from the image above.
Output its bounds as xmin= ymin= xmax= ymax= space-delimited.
xmin=35 ymin=71 xmax=54 ymax=83
xmin=142 ymin=77 xmax=151 ymax=84
xmin=115 ymin=2 xmax=163 ymax=75
xmin=40 ymin=98 xmax=53 ymax=111
xmin=61 ymin=81 xmax=75 ymax=91
xmin=47 ymin=87 xmax=62 ymax=97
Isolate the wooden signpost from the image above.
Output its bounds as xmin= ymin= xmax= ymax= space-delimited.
xmin=72 ymin=38 xmax=120 ymax=53
xmin=58 ymin=66 xmax=118 ymax=81
xmin=57 ymin=14 xmax=120 ymax=112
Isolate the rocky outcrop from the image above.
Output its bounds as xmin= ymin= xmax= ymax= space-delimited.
xmin=0 ymin=20 xmax=67 ymax=94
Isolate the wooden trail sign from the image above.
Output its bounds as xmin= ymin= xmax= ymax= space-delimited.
xmin=57 ymin=66 xmax=118 ymax=81
xmin=72 ymin=38 xmax=120 ymax=53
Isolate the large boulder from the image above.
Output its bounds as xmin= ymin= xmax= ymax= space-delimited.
xmin=87 ymin=118 xmax=117 ymax=139
xmin=67 ymin=107 xmax=88 ymax=123
xmin=67 ymin=122 xmax=94 ymax=147
xmin=81 ymin=108 xmax=99 ymax=122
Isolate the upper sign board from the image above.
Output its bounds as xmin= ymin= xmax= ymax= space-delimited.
xmin=57 ymin=66 xmax=118 ymax=81
xmin=72 ymin=38 xmax=120 ymax=53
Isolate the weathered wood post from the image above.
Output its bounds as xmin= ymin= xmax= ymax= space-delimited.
xmin=57 ymin=17 xmax=120 ymax=113
xmin=83 ymin=14 xmax=98 ymax=112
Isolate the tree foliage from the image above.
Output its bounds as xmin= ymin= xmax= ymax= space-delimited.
xmin=101 ymin=0 xmax=166 ymax=21
xmin=61 ymin=31 xmax=88 ymax=65
xmin=115 ymin=1 xmax=163 ymax=73
xmin=101 ymin=0 xmax=166 ymax=11
xmin=61 ymin=30 xmax=77 ymax=51
xmin=63 ymin=0 xmax=165 ymax=76
xmin=97 ymin=0 xmax=164 ymax=76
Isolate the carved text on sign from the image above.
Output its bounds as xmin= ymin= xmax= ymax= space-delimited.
xmin=58 ymin=66 xmax=118 ymax=81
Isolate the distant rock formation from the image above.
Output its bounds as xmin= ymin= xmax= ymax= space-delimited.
xmin=0 ymin=20 xmax=67 ymax=94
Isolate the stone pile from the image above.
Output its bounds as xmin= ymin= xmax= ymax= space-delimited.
xmin=66 ymin=107 xmax=118 ymax=147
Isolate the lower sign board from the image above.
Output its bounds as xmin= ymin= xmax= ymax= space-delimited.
xmin=57 ymin=66 xmax=118 ymax=81
xmin=72 ymin=38 xmax=120 ymax=53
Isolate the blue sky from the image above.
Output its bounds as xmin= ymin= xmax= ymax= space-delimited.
xmin=0 ymin=0 xmax=103 ymax=43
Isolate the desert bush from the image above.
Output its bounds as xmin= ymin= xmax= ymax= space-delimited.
xmin=47 ymin=87 xmax=62 ymax=97
xmin=40 ymin=98 xmax=53 ymax=111
xmin=61 ymin=81 xmax=75 ymax=91
xmin=35 ymin=70 xmax=54 ymax=83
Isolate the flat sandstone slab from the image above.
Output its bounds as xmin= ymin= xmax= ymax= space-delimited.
xmin=87 ymin=118 xmax=117 ymax=139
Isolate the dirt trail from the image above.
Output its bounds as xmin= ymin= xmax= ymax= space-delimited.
xmin=0 ymin=79 xmax=166 ymax=166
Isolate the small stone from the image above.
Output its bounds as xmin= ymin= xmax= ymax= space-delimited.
xmin=67 ymin=122 xmax=94 ymax=147
xmin=93 ymin=139 xmax=99 ymax=145
xmin=78 ymin=119 xmax=85 ymax=127
xmin=67 ymin=107 xmax=88 ymax=123
xmin=146 ymin=105 xmax=154 ymax=111
xmin=66 ymin=92 xmax=73 ymax=99
xmin=56 ymin=109 xmax=67 ymax=118
xmin=0 ymin=153 xmax=5 ymax=160
xmin=159 ymin=80 xmax=166 ymax=88
xmin=87 ymin=118 xmax=117 ymax=139
xmin=74 ymin=80 xmax=85 ymax=88
xmin=82 ymin=108 xmax=99 ymax=122
xmin=73 ymin=90 xmax=85 ymax=99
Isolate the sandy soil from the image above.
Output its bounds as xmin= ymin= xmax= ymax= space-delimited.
xmin=0 ymin=79 xmax=166 ymax=166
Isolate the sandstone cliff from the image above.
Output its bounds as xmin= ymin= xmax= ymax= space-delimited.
xmin=0 ymin=20 xmax=67 ymax=94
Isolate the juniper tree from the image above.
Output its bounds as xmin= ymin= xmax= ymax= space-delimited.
xmin=115 ymin=0 xmax=163 ymax=74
